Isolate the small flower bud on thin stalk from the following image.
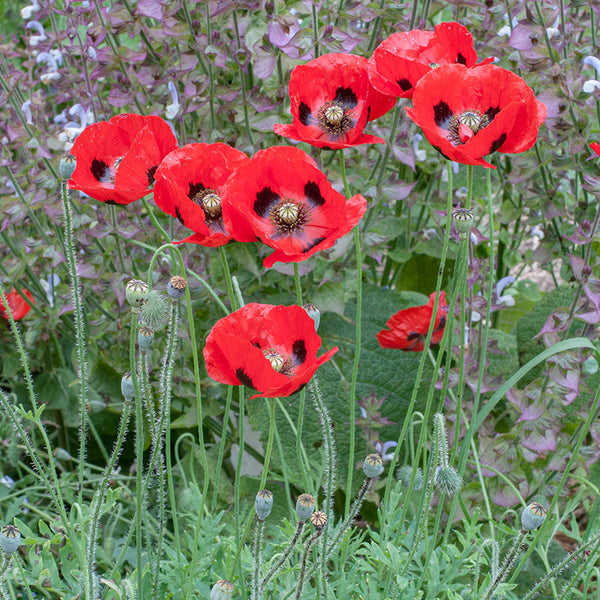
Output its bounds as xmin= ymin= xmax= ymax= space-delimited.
xmin=254 ymin=489 xmax=273 ymax=521
xmin=434 ymin=466 xmax=463 ymax=497
xmin=295 ymin=512 xmax=328 ymax=600
xmin=125 ymin=279 xmax=149 ymax=313
xmin=0 ymin=525 xmax=21 ymax=554
xmin=167 ymin=275 xmax=187 ymax=300
xmin=139 ymin=291 xmax=167 ymax=331
xmin=302 ymin=303 xmax=320 ymax=331
xmin=121 ymin=372 xmax=135 ymax=402
xmin=210 ymin=580 xmax=234 ymax=600
xmin=521 ymin=501 xmax=547 ymax=532
xmin=137 ymin=326 xmax=155 ymax=352
xmin=452 ymin=207 xmax=474 ymax=239
xmin=296 ymin=493 xmax=316 ymax=522
xmin=59 ymin=154 xmax=77 ymax=180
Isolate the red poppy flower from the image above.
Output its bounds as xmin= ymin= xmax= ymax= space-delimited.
xmin=376 ymin=292 xmax=448 ymax=351
xmin=68 ymin=114 xmax=178 ymax=205
xmin=405 ymin=64 xmax=547 ymax=168
xmin=153 ymin=143 xmax=249 ymax=247
xmin=222 ymin=146 xmax=367 ymax=268
xmin=273 ymin=53 xmax=395 ymax=149
xmin=368 ymin=22 xmax=490 ymax=99
xmin=1 ymin=288 xmax=34 ymax=321
xmin=590 ymin=142 xmax=600 ymax=157
xmin=204 ymin=303 xmax=338 ymax=399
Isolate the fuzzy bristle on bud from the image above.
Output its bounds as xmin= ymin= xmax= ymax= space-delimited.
xmin=396 ymin=465 xmax=424 ymax=490
xmin=295 ymin=493 xmax=316 ymax=522
xmin=254 ymin=489 xmax=274 ymax=520
xmin=125 ymin=279 xmax=149 ymax=313
xmin=363 ymin=454 xmax=384 ymax=479
xmin=121 ymin=372 xmax=135 ymax=401
xmin=167 ymin=275 xmax=187 ymax=299
xmin=210 ymin=579 xmax=234 ymax=600
xmin=139 ymin=291 xmax=167 ymax=330
xmin=0 ymin=525 xmax=21 ymax=554
xmin=302 ymin=303 xmax=320 ymax=331
xmin=434 ymin=466 xmax=462 ymax=496
xmin=521 ymin=502 xmax=547 ymax=531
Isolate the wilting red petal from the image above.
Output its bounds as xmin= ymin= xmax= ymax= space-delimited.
xmin=1 ymin=288 xmax=34 ymax=321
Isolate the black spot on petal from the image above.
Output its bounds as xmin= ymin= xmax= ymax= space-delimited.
xmin=304 ymin=181 xmax=325 ymax=207
xmin=366 ymin=106 xmax=371 ymax=121
xmin=254 ymin=187 xmax=280 ymax=218
xmin=436 ymin=316 xmax=446 ymax=331
xmin=407 ymin=332 xmax=421 ymax=341
xmin=175 ymin=206 xmax=185 ymax=226
xmin=236 ymin=368 xmax=255 ymax=389
xmin=91 ymin=158 xmax=110 ymax=182
xmin=104 ymin=199 xmax=117 ymax=205
xmin=188 ymin=182 xmax=206 ymax=200
xmin=489 ymin=133 xmax=507 ymax=154
xmin=292 ymin=339 xmax=307 ymax=364
xmin=456 ymin=53 xmax=466 ymax=65
xmin=334 ymin=86 xmax=358 ymax=109
xmin=485 ymin=106 xmax=501 ymax=122
xmin=397 ymin=78 xmax=412 ymax=91
xmin=433 ymin=101 xmax=453 ymax=127
xmin=299 ymin=102 xmax=311 ymax=125
xmin=251 ymin=340 xmax=261 ymax=348
xmin=432 ymin=145 xmax=452 ymax=161
xmin=302 ymin=237 xmax=326 ymax=253
xmin=147 ymin=165 xmax=158 ymax=186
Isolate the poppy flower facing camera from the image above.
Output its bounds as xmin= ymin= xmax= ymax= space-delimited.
xmin=405 ymin=64 xmax=547 ymax=168
xmin=204 ymin=303 xmax=338 ymax=399
xmin=153 ymin=143 xmax=249 ymax=247
xmin=68 ymin=114 xmax=178 ymax=205
xmin=377 ymin=292 xmax=448 ymax=352
xmin=222 ymin=146 xmax=367 ymax=268
xmin=274 ymin=53 xmax=395 ymax=149
xmin=368 ymin=22 xmax=489 ymax=99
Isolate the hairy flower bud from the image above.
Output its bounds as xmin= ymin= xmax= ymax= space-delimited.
xmin=121 ymin=372 xmax=135 ymax=401
xmin=521 ymin=502 xmax=547 ymax=531
xmin=139 ymin=291 xmax=167 ymax=330
xmin=59 ymin=154 xmax=77 ymax=180
xmin=254 ymin=489 xmax=273 ymax=521
xmin=434 ymin=466 xmax=462 ymax=496
xmin=363 ymin=453 xmax=384 ymax=479
xmin=210 ymin=579 xmax=234 ymax=600
xmin=0 ymin=525 xmax=21 ymax=554
xmin=295 ymin=493 xmax=316 ymax=522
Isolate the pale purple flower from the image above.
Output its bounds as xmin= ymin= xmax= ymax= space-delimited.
xmin=373 ymin=440 xmax=397 ymax=463
xmin=26 ymin=20 xmax=46 ymax=46
xmin=496 ymin=276 xmax=516 ymax=307
xmin=583 ymin=56 xmax=600 ymax=94
xmin=165 ymin=81 xmax=180 ymax=120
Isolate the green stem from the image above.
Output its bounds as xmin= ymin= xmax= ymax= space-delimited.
xmin=339 ymin=150 xmax=361 ymax=516
xmin=219 ymin=247 xmax=238 ymax=311
xmin=259 ymin=398 xmax=277 ymax=489
xmin=210 ymin=385 xmax=234 ymax=511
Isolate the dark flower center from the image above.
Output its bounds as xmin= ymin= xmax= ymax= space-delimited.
xmin=192 ymin=188 xmax=222 ymax=219
xmin=447 ymin=110 xmax=491 ymax=145
xmin=317 ymin=101 xmax=354 ymax=136
xmin=263 ymin=348 xmax=293 ymax=376
xmin=269 ymin=199 xmax=310 ymax=233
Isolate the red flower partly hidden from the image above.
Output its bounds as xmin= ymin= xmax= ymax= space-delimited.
xmin=405 ymin=64 xmax=547 ymax=168
xmin=153 ymin=143 xmax=249 ymax=247
xmin=222 ymin=146 xmax=367 ymax=268
xmin=274 ymin=53 xmax=395 ymax=149
xmin=204 ymin=303 xmax=338 ymax=399
xmin=590 ymin=143 xmax=600 ymax=157
xmin=68 ymin=114 xmax=178 ymax=205
xmin=368 ymin=22 xmax=490 ymax=99
xmin=1 ymin=288 xmax=34 ymax=321
xmin=376 ymin=292 xmax=448 ymax=352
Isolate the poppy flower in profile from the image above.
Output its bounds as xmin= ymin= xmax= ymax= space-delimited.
xmin=153 ymin=143 xmax=249 ymax=247
xmin=1 ymin=288 xmax=34 ymax=321
xmin=405 ymin=64 xmax=547 ymax=168
xmin=590 ymin=142 xmax=600 ymax=157
xmin=273 ymin=53 xmax=395 ymax=149
xmin=376 ymin=292 xmax=448 ymax=352
xmin=68 ymin=114 xmax=178 ymax=205
xmin=204 ymin=303 xmax=338 ymax=399
xmin=368 ymin=22 xmax=490 ymax=99
xmin=222 ymin=146 xmax=367 ymax=268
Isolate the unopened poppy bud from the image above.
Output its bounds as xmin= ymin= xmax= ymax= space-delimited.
xmin=310 ymin=510 xmax=327 ymax=531
xmin=210 ymin=579 xmax=234 ymax=600
xmin=396 ymin=465 xmax=424 ymax=490
xmin=167 ymin=275 xmax=187 ymax=299
xmin=452 ymin=208 xmax=474 ymax=238
xmin=138 ymin=326 xmax=155 ymax=352
xmin=434 ymin=466 xmax=462 ymax=496
xmin=139 ymin=291 xmax=167 ymax=330
xmin=521 ymin=501 xmax=547 ymax=531
xmin=59 ymin=154 xmax=77 ymax=180
xmin=254 ymin=489 xmax=273 ymax=520
xmin=125 ymin=279 xmax=149 ymax=313
xmin=583 ymin=356 xmax=598 ymax=375
xmin=0 ymin=525 xmax=21 ymax=554
xmin=295 ymin=493 xmax=316 ymax=522
xmin=121 ymin=372 xmax=135 ymax=401
xmin=302 ymin=303 xmax=320 ymax=331
xmin=363 ymin=454 xmax=384 ymax=479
